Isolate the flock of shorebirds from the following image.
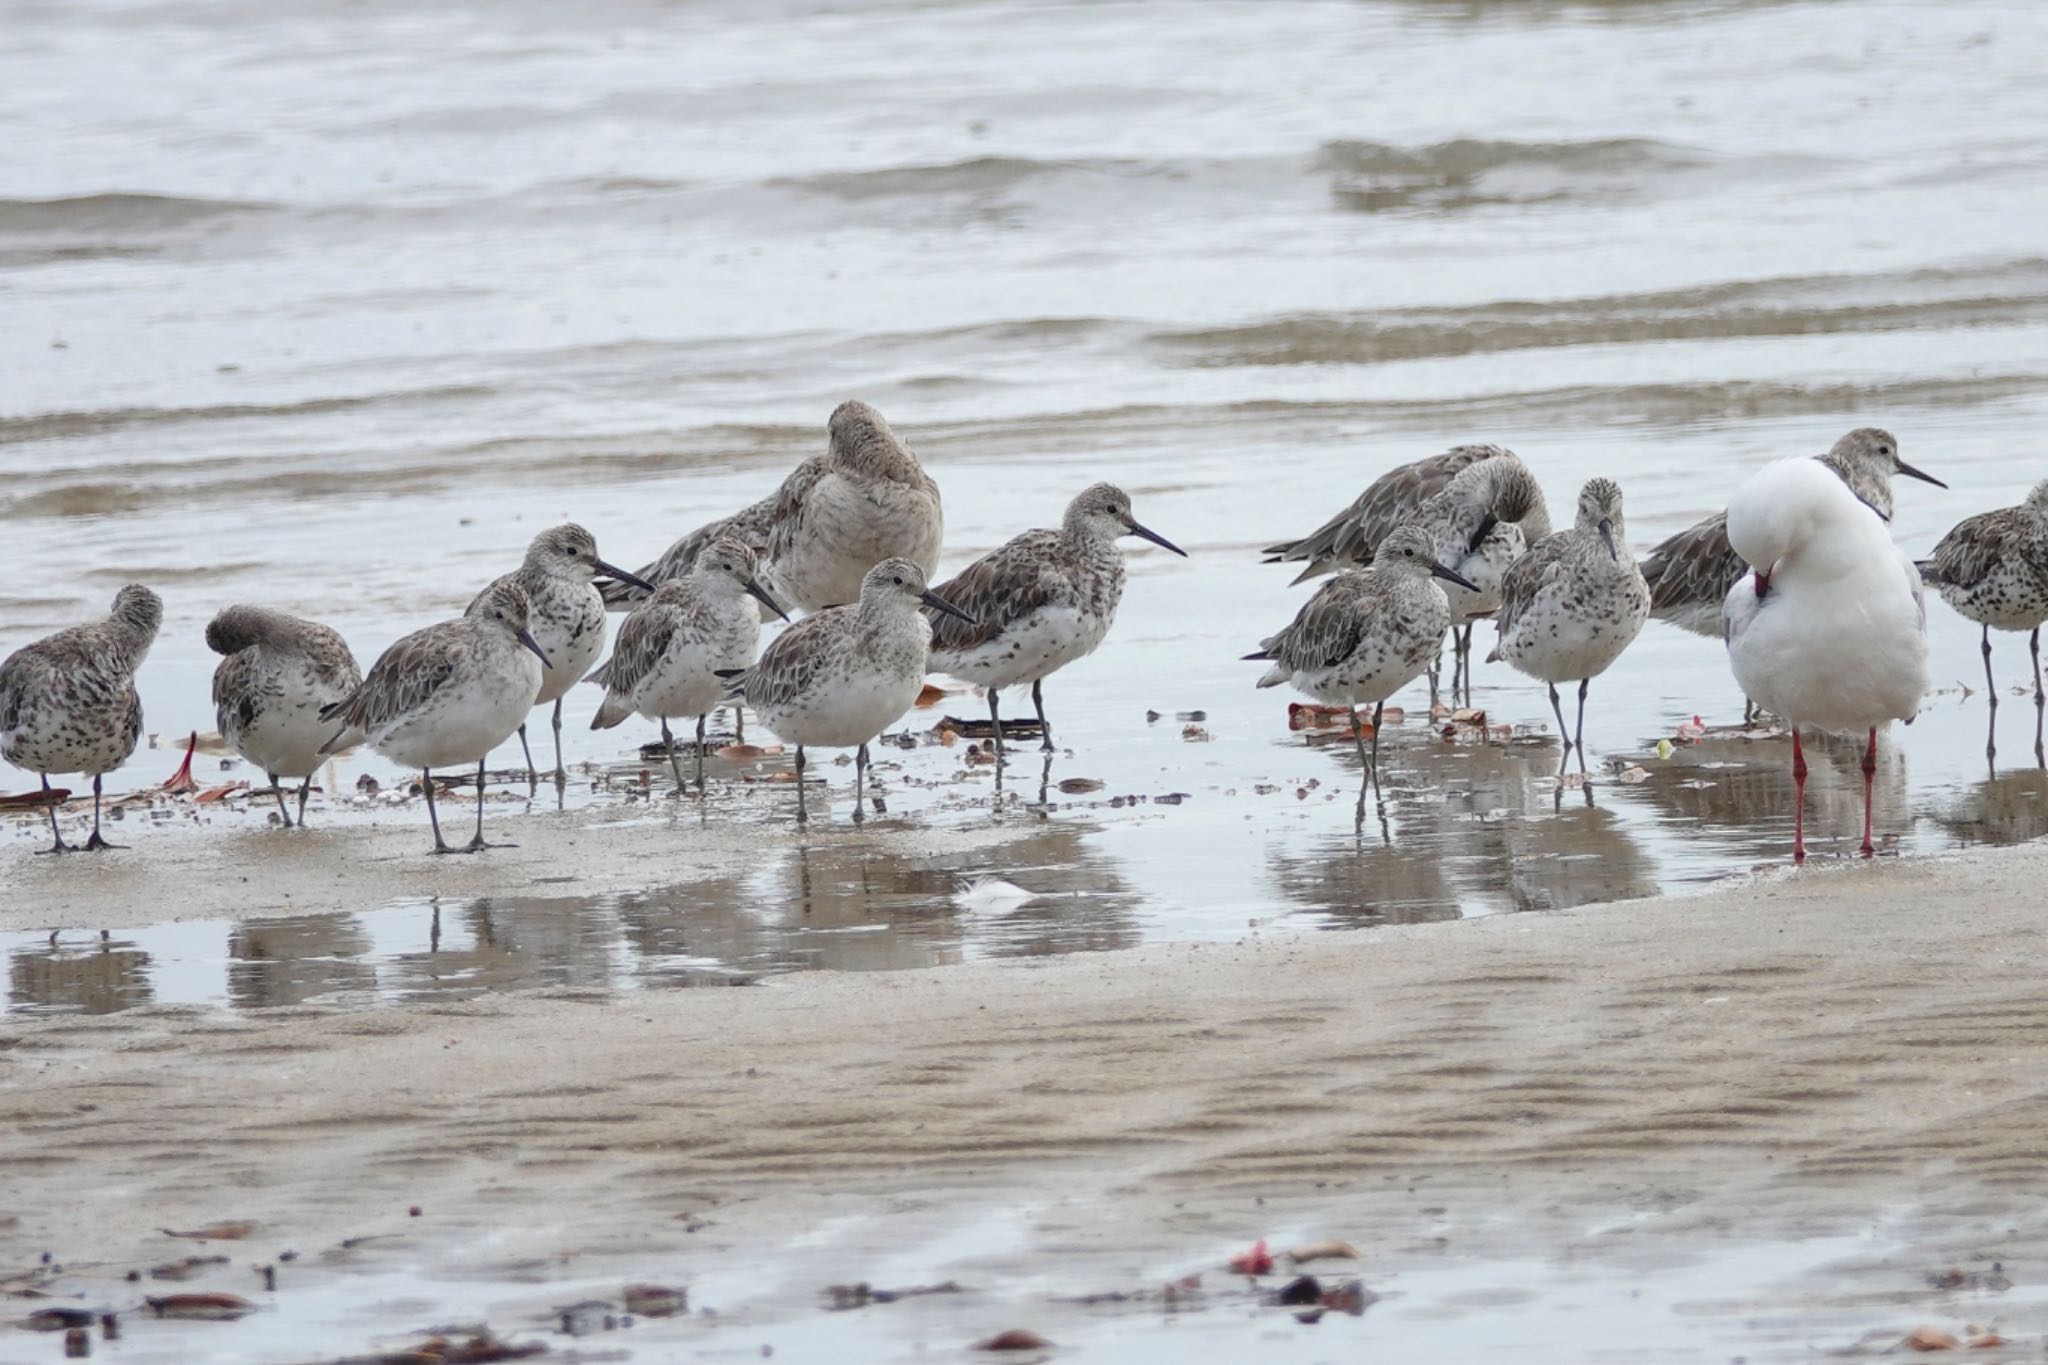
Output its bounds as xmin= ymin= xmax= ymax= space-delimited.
xmin=3 ymin=400 xmax=2045 ymax=862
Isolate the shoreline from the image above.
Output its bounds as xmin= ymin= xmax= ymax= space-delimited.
xmin=7 ymin=839 xmax=2048 ymax=1358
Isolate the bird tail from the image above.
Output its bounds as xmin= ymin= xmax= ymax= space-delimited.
xmin=1913 ymin=558 xmax=1943 ymax=585
xmin=714 ymin=666 xmax=748 ymax=700
xmin=590 ymin=691 xmax=633 ymax=731
xmin=1287 ymin=559 xmax=1332 ymax=587
xmin=599 ymin=570 xmax=656 ymax=611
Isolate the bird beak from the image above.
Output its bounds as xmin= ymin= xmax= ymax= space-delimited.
xmin=1124 ymin=517 xmax=1189 ymax=558
xmin=1896 ymin=459 xmax=1947 ymax=490
xmin=594 ymin=558 xmax=659 ymax=594
xmin=1754 ymin=566 xmax=1773 ymax=599
xmin=745 ymin=577 xmax=791 ymax=622
xmin=921 ymin=589 xmax=977 ymax=625
xmin=1598 ymin=518 xmax=1618 ymax=562
xmin=1429 ymin=560 xmax=1481 ymax=593
xmin=1466 ymin=513 xmax=1498 ymax=555
xmin=517 ymin=628 xmax=554 ymax=670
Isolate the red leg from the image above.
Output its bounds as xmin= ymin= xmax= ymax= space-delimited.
xmin=1790 ymin=728 xmax=1808 ymax=864
xmin=1859 ymin=726 xmax=1878 ymax=857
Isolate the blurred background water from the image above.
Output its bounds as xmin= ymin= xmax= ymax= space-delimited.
xmin=6 ymin=0 xmax=2048 ymax=1012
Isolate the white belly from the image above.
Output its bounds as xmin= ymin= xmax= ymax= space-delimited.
xmin=1727 ymin=578 xmax=1928 ymax=735
xmin=932 ymin=605 xmax=1107 ymax=691
xmin=232 ymin=695 xmax=342 ymax=779
xmin=370 ymin=663 xmax=540 ymax=772
xmin=756 ymin=669 xmax=923 ymax=749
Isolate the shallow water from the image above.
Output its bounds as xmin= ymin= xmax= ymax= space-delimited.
xmin=7 ymin=0 xmax=2048 ymax=1017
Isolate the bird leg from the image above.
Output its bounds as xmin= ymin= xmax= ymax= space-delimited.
xmin=988 ymin=687 xmax=1005 ymax=762
xmin=424 ymin=769 xmax=455 ymax=854
xmin=1547 ymin=683 xmax=1572 ymax=775
xmin=1859 ymin=726 xmax=1878 ymax=858
xmin=270 ymin=772 xmax=294 ymax=828
xmin=2032 ymin=626 xmax=2044 ymax=769
xmin=1032 ymin=680 xmax=1054 ymax=753
xmin=695 ymin=715 xmax=708 ymax=795
xmin=551 ymin=698 xmax=568 ymax=789
xmin=516 ymin=722 xmax=537 ymax=790
xmin=1790 ymin=729 xmax=1808 ymax=864
xmin=295 ymin=775 xmax=312 ymax=827
xmin=853 ymin=743 xmax=869 ymax=823
xmin=1458 ymin=624 xmax=1475 ymax=705
xmin=35 ymin=774 xmax=72 ymax=855
xmin=1370 ymin=700 xmax=1385 ymax=805
xmin=661 ymin=719 xmax=685 ymax=793
xmin=82 ymin=774 xmax=124 ymax=851
xmin=1981 ymin=624 xmax=2000 ymax=772
xmin=1574 ymin=678 xmax=1591 ymax=776
xmin=794 ymin=745 xmax=808 ymax=823
xmin=464 ymin=757 xmax=512 ymax=851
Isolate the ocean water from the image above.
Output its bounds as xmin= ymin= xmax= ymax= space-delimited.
xmin=6 ymin=0 xmax=2048 ymax=1009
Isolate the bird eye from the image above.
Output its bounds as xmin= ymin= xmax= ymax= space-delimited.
xmin=893 ymin=576 xmax=904 ymax=585
xmin=1402 ymin=546 xmax=1414 ymax=556
xmin=495 ymin=610 xmax=505 ymax=619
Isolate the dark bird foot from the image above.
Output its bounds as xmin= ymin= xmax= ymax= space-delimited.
xmin=82 ymin=833 xmax=125 ymax=852
xmin=34 ymin=840 xmax=74 ymax=856
xmin=464 ymin=835 xmax=514 ymax=853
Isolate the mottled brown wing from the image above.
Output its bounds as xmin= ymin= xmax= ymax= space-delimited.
xmin=762 ymin=455 xmax=834 ymax=564
xmin=323 ymin=625 xmax=463 ymax=737
xmin=210 ymin=648 xmax=256 ymax=734
xmin=1262 ymin=446 xmax=1500 ymax=570
xmin=1640 ymin=512 xmax=1744 ymax=615
xmin=1260 ymin=574 xmax=1369 ymax=673
xmin=924 ymin=530 xmax=1062 ymax=654
xmin=591 ymin=598 xmax=711 ymax=696
xmin=604 ymin=490 xmax=785 ymax=609
xmin=1923 ymin=507 xmax=2028 ymax=591
xmin=729 ymin=609 xmax=839 ymax=711
xmin=1495 ymin=531 xmax=1571 ymax=640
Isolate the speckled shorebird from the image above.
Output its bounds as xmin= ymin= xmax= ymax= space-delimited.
xmin=925 ymin=483 xmax=1185 ymax=757
xmin=1245 ymin=526 xmax=1478 ymax=805
xmin=1262 ymin=444 xmax=1536 ymax=585
xmin=1402 ymin=453 xmax=1552 ymax=702
xmin=206 ymin=606 xmax=362 ymax=827
xmin=476 ymin=524 xmax=654 ymax=787
xmin=1918 ymin=479 xmax=2048 ymax=763
xmin=1492 ymin=478 xmax=1651 ymax=776
xmin=1640 ymin=429 xmax=1945 ymax=718
xmin=319 ymin=580 xmax=552 ymax=854
xmin=588 ymin=538 xmax=789 ymax=793
xmin=0 ymin=585 xmax=161 ymax=853
xmin=722 ymin=557 xmax=972 ymax=822
xmin=616 ymin=401 xmax=943 ymax=620
xmin=1725 ymin=458 xmax=1929 ymax=860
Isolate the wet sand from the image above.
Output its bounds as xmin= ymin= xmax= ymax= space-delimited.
xmin=9 ymin=835 xmax=2048 ymax=1360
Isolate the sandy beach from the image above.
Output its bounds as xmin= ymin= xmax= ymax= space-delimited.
xmin=8 ymin=823 xmax=2048 ymax=1360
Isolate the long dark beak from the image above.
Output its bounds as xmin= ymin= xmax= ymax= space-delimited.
xmin=921 ymin=589 xmax=976 ymax=625
xmin=1124 ymin=518 xmax=1188 ymax=557
xmin=594 ymin=558 xmax=659 ymax=594
xmin=1466 ymin=513 xmax=1498 ymax=556
xmin=517 ymin=627 xmax=554 ymax=670
xmin=1430 ymin=560 xmax=1481 ymax=593
xmin=1598 ymin=518 xmax=1618 ymax=562
xmin=1896 ymin=459 xmax=1947 ymax=490
xmin=745 ymin=576 xmax=791 ymax=622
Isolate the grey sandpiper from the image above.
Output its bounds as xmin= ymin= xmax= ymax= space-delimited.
xmin=0 ymin=584 xmax=162 ymax=853
xmin=588 ymin=537 xmax=789 ymax=793
xmin=1919 ymin=478 xmax=2048 ymax=766
xmin=1245 ymin=525 xmax=1478 ymax=809
xmin=925 ymin=482 xmax=1185 ymax=757
xmin=206 ymin=605 xmax=363 ymax=827
xmin=1492 ymin=478 xmax=1651 ymax=777
xmin=320 ymin=579 xmax=552 ymax=853
xmin=721 ymin=557 xmax=971 ymax=822
xmin=475 ymin=523 xmax=654 ymax=787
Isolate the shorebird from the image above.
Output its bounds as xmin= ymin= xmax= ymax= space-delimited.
xmin=1245 ymin=526 xmax=1478 ymax=806
xmin=319 ymin=580 xmax=552 ymax=854
xmin=0 ymin=584 xmax=161 ymax=853
xmin=477 ymin=524 xmax=654 ymax=787
xmin=588 ymin=537 xmax=789 ymax=793
xmin=1404 ymin=453 xmax=1551 ymax=702
xmin=1641 ymin=429 xmax=1944 ymax=717
xmin=1262 ymin=444 xmax=1534 ymax=585
xmin=721 ymin=557 xmax=972 ymax=822
xmin=1492 ymin=478 xmax=1651 ymax=777
xmin=1918 ymin=478 xmax=2048 ymax=765
xmin=206 ymin=606 xmax=363 ymax=827
xmin=1724 ymin=457 xmax=1929 ymax=860
xmin=616 ymin=401 xmax=943 ymax=620
xmin=925 ymin=483 xmax=1186 ymax=757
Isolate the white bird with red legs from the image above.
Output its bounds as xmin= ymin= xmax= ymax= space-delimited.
xmin=1723 ymin=457 xmax=1929 ymax=861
